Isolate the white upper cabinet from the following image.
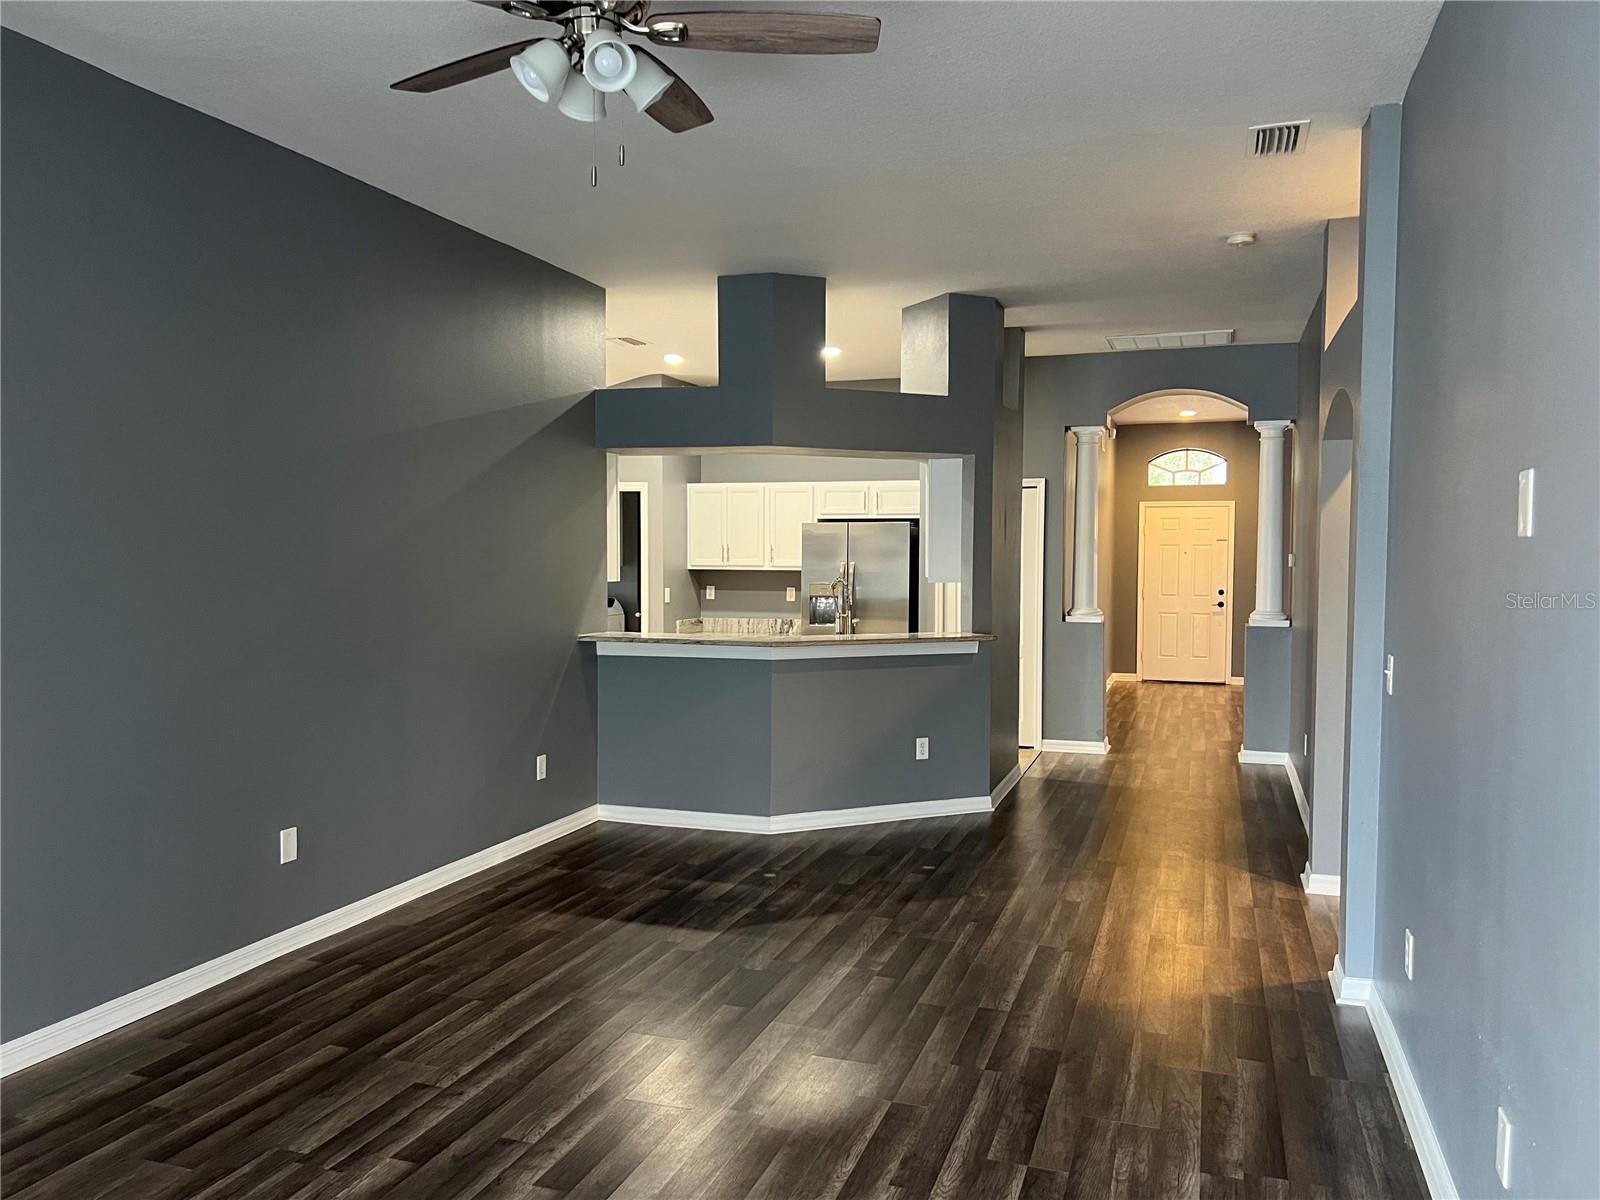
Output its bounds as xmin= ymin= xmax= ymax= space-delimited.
xmin=723 ymin=485 xmax=767 ymax=566
xmin=871 ymin=480 xmax=922 ymax=516
xmin=766 ymin=484 xmax=814 ymax=569
xmin=687 ymin=485 xmax=727 ymax=567
xmin=814 ymin=482 xmax=872 ymax=518
xmin=688 ymin=478 xmax=920 ymax=569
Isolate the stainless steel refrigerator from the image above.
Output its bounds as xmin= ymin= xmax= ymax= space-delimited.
xmin=800 ymin=520 xmax=918 ymax=635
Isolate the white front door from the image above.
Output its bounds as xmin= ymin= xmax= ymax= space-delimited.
xmin=1019 ymin=480 xmax=1045 ymax=746
xmin=1139 ymin=502 xmax=1233 ymax=684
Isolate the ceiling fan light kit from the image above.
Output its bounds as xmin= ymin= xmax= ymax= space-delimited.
xmin=392 ymin=2 xmax=882 ymax=136
xmin=508 ymin=38 xmax=571 ymax=101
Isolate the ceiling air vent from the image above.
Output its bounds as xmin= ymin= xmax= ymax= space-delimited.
xmin=1106 ymin=329 xmax=1235 ymax=352
xmin=1250 ymin=120 xmax=1309 ymax=157
xmin=607 ymin=335 xmax=648 ymax=347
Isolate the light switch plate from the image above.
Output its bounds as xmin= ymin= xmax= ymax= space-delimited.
xmin=664 ymin=586 xmax=671 ymax=605
xmin=279 ymin=827 xmax=298 ymax=864
xmin=536 ymin=754 xmax=547 ymax=781
xmin=786 ymin=586 xmax=797 ymax=602
xmin=1517 ymin=469 xmax=1535 ymax=537
xmin=1384 ymin=654 xmax=1395 ymax=696
xmin=1403 ymin=928 xmax=1414 ymax=980
xmin=704 ymin=585 xmax=716 ymax=600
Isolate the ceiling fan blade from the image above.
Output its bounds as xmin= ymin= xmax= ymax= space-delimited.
xmin=391 ymin=39 xmax=543 ymax=92
xmin=646 ymin=10 xmax=880 ymax=54
xmin=637 ymin=49 xmax=714 ymax=132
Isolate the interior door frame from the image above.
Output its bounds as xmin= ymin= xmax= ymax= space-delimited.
xmin=1020 ymin=478 xmax=1046 ymax=747
xmin=1135 ymin=499 xmax=1235 ymax=683
xmin=617 ymin=481 xmax=654 ymax=634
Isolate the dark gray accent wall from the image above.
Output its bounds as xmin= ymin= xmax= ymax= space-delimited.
xmin=1378 ymin=5 xmax=1599 ymax=1196
xmin=1024 ymin=344 xmax=1300 ymax=742
xmin=1109 ymin=421 xmax=1261 ymax=677
xmin=1 ymin=31 xmax=606 ymax=1041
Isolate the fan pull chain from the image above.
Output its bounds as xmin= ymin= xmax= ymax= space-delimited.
xmin=590 ymin=105 xmax=599 ymax=187
xmin=618 ymin=101 xmax=626 ymax=168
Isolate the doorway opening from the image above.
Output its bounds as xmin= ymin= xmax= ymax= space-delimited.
xmin=1019 ymin=478 xmax=1045 ymax=766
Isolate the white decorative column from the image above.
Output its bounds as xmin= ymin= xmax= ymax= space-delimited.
xmin=1249 ymin=420 xmax=1292 ymax=626
xmin=1067 ymin=425 xmax=1105 ymax=620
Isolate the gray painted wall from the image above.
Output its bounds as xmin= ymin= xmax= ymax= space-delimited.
xmin=596 ymin=651 xmax=991 ymax=815
xmin=0 ymin=31 xmax=606 ymax=1040
xmin=1377 ymin=5 xmax=1599 ymax=1196
xmin=1024 ymin=345 xmax=1301 ymax=743
xmin=1287 ymin=299 xmax=1323 ymax=783
xmin=1109 ymin=421 xmax=1260 ymax=678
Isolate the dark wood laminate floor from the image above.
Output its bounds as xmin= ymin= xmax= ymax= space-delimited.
xmin=2 ymin=682 xmax=1427 ymax=1200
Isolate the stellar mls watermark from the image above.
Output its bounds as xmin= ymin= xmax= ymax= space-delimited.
xmin=1504 ymin=590 xmax=1598 ymax=611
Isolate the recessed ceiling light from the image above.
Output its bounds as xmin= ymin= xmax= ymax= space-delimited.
xmin=821 ymin=346 xmax=842 ymax=360
xmin=1225 ymin=232 xmax=1258 ymax=248
xmin=662 ymin=353 xmax=685 ymax=366
xmin=1179 ymin=408 xmax=1198 ymax=417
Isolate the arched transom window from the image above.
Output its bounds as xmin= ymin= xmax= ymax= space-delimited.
xmin=1148 ymin=448 xmax=1227 ymax=486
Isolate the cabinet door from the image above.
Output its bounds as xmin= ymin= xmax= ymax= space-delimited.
xmin=871 ymin=480 xmax=922 ymax=516
xmin=814 ymin=481 xmax=871 ymax=518
xmin=766 ymin=484 xmax=814 ymax=568
xmin=723 ymin=485 xmax=767 ymax=566
xmin=686 ymin=485 xmax=726 ymax=567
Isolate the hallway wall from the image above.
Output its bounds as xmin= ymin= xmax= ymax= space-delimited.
xmin=1109 ymin=421 xmax=1259 ymax=678
xmin=1378 ymin=3 xmax=1600 ymax=1196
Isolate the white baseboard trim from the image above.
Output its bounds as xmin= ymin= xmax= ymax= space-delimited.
xmin=597 ymin=794 xmax=995 ymax=837
xmin=990 ymin=761 xmax=1024 ymax=809
xmin=1301 ymin=870 xmax=1341 ymax=896
xmin=1328 ymin=960 xmax=1459 ymax=1198
xmin=1106 ymin=672 xmax=1139 ymax=689
xmin=1228 ymin=675 xmax=1245 ymax=686
xmin=1040 ymin=738 xmax=1111 ymax=755
xmin=0 ymin=804 xmax=602 ymax=1078
xmin=1284 ymin=757 xmax=1310 ymax=834
xmin=1237 ymin=747 xmax=1290 ymax=765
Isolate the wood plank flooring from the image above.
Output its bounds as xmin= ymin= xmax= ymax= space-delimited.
xmin=1 ymin=682 xmax=1427 ymax=1199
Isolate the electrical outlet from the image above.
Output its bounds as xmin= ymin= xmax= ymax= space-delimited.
xmin=664 ymin=586 xmax=671 ymax=605
xmin=1384 ymin=654 xmax=1396 ymax=696
xmin=279 ymin=827 xmax=298 ymax=864
xmin=1496 ymin=1107 xmax=1514 ymax=1189
xmin=1517 ymin=468 xmax=1535 ymax=537
xmin=1404 ymin=928 xmax=1415 ymax=980
xmin=915 ymin=737 xmax=930 ymax=761
xmin=536 ymin=754 xmax=547 ymax=781
xmin=786 ymin=586 xmax=797 ymax=602
xmin=704 ymin=585 xmax=716 ymax=600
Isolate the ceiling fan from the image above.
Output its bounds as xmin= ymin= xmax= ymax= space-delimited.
xmin=391 ymin=1 xmax=882 ymax=133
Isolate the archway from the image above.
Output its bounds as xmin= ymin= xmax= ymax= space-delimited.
xmin=1305 ymin=389 xmax=1355 ymax=893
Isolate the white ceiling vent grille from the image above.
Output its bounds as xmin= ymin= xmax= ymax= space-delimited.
xmin=607 ymin=335 xmax=648 ymax=347
xmin=1250 ymin=120 xmax=1309 ymax=157
xmin=1106 ymin=329 xmax=1235 ymax=352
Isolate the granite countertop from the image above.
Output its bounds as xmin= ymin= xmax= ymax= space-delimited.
xmin=579 ymin=631 xmax=996 ymax=648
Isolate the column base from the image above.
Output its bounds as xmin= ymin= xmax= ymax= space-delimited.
xmin=1065 ymin=610 xmax=1104 ymax=623
xmin=1248 ymin=612 xmax=1290 ymax=627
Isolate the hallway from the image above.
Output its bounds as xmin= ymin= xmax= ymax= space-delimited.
xmin=2 ymin=684 xmax=1426 ymax=1199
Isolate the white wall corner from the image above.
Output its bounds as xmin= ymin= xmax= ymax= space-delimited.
xmin=1301 ymin=869 xmax=1341 ymax=896
xmin=990 ymin=762 xmax=1024 ymax=810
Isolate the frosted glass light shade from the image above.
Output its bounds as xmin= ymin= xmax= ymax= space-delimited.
xmin=581 ymin=33 xmax=637 ymax=94
xmin=508 ymin=40 xmax=570 ymax=103
xmin=558 ymin=72 xmax=607 ymax=122
xmin=623 ymin=52 xmax=674 ymax=112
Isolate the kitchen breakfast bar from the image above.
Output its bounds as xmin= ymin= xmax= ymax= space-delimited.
xmin=582 ymin=631 xmax=999 ymax=832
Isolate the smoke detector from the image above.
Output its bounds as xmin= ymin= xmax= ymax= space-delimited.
xmin=1249 ymin=120 xmax=1309 ymax=157
xmin=1225 ymin=232 xmax=1258 ymax=248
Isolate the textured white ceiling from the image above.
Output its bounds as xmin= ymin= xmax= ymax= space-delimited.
xmin=3 ymin=1 xmax=1439 ymax=385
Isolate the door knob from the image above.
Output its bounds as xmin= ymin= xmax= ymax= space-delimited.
xmin=1217 ymin=588 xmax=1225 ymax=595
xmin=1216 ymin=601 xmax=1225 ymax=608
